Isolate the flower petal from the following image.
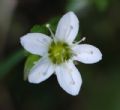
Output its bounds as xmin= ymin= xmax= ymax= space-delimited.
xmin=72 ymin=44 xmax=102 ymax=64
xmin=20 ymin=33 xmax=52 ymax=56
xmin=28 ymin=57 xmax=54 ymax=84
xmin=55 ymin=60 xmax=82 ymax=96
xmin=55 ymin=11 xmax=79 ymax=44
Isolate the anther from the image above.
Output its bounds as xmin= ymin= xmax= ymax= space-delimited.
xmin=45 ymin=24 xmax=55 ymax=40
xmin=74 ymin=37 xmax=86 ymax=45
xmin=46 ymin=24 xmax=50 ymax=28
xmin=71 ymin=37 xmax=86 ymax=48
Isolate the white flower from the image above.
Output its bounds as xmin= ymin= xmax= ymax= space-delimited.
xmin=20 ymin=11 xmax=102 ymax=96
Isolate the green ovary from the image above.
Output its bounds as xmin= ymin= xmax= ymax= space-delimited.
xmin=48 ymin=41 xmax=73 ymax=64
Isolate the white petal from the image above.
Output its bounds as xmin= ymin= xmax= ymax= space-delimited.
xmin=20 ymin=33 xmax=52 ymax=56
xmin=55 ymin=11 xmax=79 ymax=44
xmin=28 ymin=57 xmax=54 ymax=84
xmin=55 ymin=61 xmax=82 ymax=96
xmin=72 ymin=44 xmax=102 ymax=64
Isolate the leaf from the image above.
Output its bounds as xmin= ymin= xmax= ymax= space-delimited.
xmin=30 ymin=16 xmax=60 ymax=35
xmin=47 ymin=16 xmax=60 ymax=33
xmin=24 ymin=54 xmax=40 ymax=80
xmin=30 ymin=24 xmax=49 ymax=34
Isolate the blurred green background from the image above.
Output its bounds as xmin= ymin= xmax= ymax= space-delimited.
xmin=0 ymin=0 xmax=120 ymax=110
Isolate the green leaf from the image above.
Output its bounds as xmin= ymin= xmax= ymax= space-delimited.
xmin=30 ymin=16 xmax=60 ymax=35
xmin=47 ymin=16 xmax=60 ymax=33
xmin=24 ymin=54 xmax=40 ymax=80
xmin=30 ymin=24 xmax=49 ymax=34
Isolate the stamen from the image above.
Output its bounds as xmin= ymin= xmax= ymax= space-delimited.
xmin=75 ymin=37 xmax=86 ymax=44
xmin=46 ymin=24 xmax=55 ymax=39
xmin=71 ymin=37 xmax=86 ymax=48
xmin=48 ymin=42 xmax=72 ymax=64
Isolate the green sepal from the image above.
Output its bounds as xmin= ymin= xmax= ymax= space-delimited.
xmin=47 ymin=16 xmax=60 ymax=33
xmin=30 ymin=24 xmax=49 ymax=34
xmin=24 ymin=54 xmax=40 ymax=81
xmin=30 ymin=16 xmax=60 ymax=35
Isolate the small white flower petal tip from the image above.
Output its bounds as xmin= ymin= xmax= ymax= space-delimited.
xmin=28 ymin=57 xmax=54 ymax=84
xmin=20 ymin=11 xmax=102 ymax=96
xmin=55 ymin=11 xmax=79 ymax=44
xmin=55 ymin=61 xmax=82 ymax=96
xmin=72 ymin=44 xmax=102 ymax=64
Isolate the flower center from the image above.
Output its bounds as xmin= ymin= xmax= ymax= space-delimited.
xmin=48 ymin=41 xmax=73 ymax=64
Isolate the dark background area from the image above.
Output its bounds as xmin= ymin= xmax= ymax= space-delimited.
xmin=0 ymin=0 xmax=120 ymax=110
